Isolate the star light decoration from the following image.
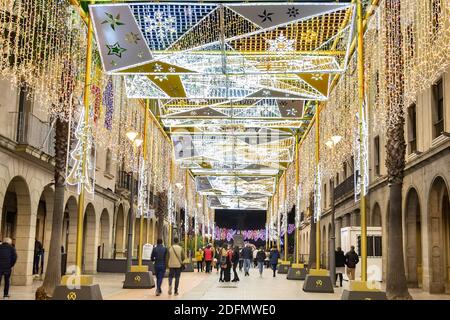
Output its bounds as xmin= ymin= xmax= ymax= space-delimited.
xmin=267 ymin=32 xmax=295 ymax=53
xmin=125 ymin=32 xmax=141 ymax=45
xmin=287 ymin=7 xmax=300 ymax=18
xmin=101 ymin=12 xmax=125 ymax=31
xmin=144 ymin=10 xmax=177 ymax=42
xmin=106 ymin=42 xmax=127 ymax=58
xmin=258 ymin=9 xmax=274 ymax=23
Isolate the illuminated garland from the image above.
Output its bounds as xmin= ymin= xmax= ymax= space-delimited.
xmin=214 ymin=225 xmax=296 ymax=242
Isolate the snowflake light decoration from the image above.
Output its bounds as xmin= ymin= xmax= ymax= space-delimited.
xmin=144 ymin=10 xmax=176 ymax=42
xmin=267 ymin=32 xmax=295 ymax=52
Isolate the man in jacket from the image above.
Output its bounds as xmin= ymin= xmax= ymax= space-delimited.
xmin=335 ymin=247 xmax=346 ymax=287
xmin=241 ymin=243 xmax=253 ymax=276
xmin=269 ymin=246 xmax=280 ymax=277
xmin=203 ymin=245 xmax=213 ymax=273
xmin=151 ymin=239 xmax=167 ymax=296
xmin=0 ymin=238 xmax=17 ymax=299
xmin=344 ymin=246 xmax=359 ymax=281
xmin=167 ymin=237 xmax=185 ymax=296
xmin=256 ymin=247 xmax=266 ymax=277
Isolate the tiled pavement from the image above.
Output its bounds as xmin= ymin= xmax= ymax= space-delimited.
xmin=3 ymin=267 xmax=450 ymax=300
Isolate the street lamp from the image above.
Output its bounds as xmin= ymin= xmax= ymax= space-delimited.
xmin=125 ymin=130 xmax=142 ymax=273
xmin=326 ymin=135 xmax=341 ymax=287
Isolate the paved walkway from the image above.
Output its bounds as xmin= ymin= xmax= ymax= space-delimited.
xmin=3 ymin=267 xmax=450 ymax=300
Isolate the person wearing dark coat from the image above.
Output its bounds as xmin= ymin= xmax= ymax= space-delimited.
xmin=256 ymin=247 xmax=266 ymax=277
xmin=231 ymin=246 xmax=240 ymax=282
xmin=33 ymin=239 xmax=43 ymax=275
xmin=241 ymin=244 xmax=253 ymax=276
xmin=335 ymin=247 xmax=346 ymax=287
xmin=0 ymin=238 xmax=17 ymax=299
xmin=268 ymin=246 xmax=280 ymax=277
xmin=151 ymin=239 xmax=168 ymax=296
xmin=345 ymin=246 xmax=359 ymax=281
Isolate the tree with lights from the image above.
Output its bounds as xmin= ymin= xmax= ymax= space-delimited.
xmin=384 ymin=0 xmax=411 ymax=300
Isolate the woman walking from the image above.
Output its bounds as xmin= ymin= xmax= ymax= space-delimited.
xmin=269 ymin=245 xmax=280 ymax=277
xmin=231 ymin=246 xmax=240 ymax=282
xmin=219 ymin=245 xmax=228 ymax=282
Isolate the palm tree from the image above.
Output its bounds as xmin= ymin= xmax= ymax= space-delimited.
xmin=155 ymin=191 xmax=168 ymax=241
xmin=307 ymin=192 xmax=317 ymax=269
xmin=384 ymin=0 xmax=411 ymax=300
xmin=35 ymin=61 xmax=74 ymax=299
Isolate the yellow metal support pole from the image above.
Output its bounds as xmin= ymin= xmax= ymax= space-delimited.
xmin=194 ymin=193 xmax=198 ymax=254
xmin=284 ymin=173 xmax=288 ymax=261
xmin=315 ymin=105 xmax=321 ymax=271
xmin=137 ymin=100 xmax=150 ymax=267
xmin=357 ymin=0 xmax=367 ymax=282
xmin=75 ymin=15 xmax=93 ymax=276
xmin=295 ymin=138 xmax=300 ymax=264
xmin=169 ymin=159 xmax=174 ymax=247
xmin=277 ymin=188 xmax=280 ymax=252
xmin=184 ymin=170 xmax=189 ymax=258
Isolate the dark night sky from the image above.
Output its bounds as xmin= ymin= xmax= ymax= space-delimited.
xmin=214 ymin=210 xmax=266 ymax=230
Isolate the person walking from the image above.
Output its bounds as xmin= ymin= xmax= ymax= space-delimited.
xmin=269 ymin=245 xmax=280 ymax=277
xmin=195 ymin=248 xmax=203 ymax=272
xmin=253 ymin=245 xmax=258 ymax=268
xmin=167 ymin=237 xmax=185 ymax=296
xmin=214 ymin=246 xmax=221 ymax=273
xmin=224 ymin=244 xmax=233 ymax=283
xmin=344 ymin=245 xmax=359 ymax=281
xmin=241 ymin=243 xmax=252 ymax=276
xmin=256 ymin=247 xmax=266 ymax=277
xmin=238 ymin=247 xmax=244 ymax=272
xmin=0 ymin=238 xmax=17 ymax=299
xmin=150 ymin=239 xmax=167 ymax=296
xmin=219 ymin=245 xmax=228 ymax=282
xmin=231 ymin=246 xmax=240 ymax=282
xmin=204 ymin=245 xmax=213 ymax=273
xmin=335 ymin=247 xmax=346 ymax=287
xmin=33 ymin=239 xmax=43 ymax=275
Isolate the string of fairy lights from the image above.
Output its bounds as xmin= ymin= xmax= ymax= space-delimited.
xmin=0 ymin=0 xmax=448 ymax=239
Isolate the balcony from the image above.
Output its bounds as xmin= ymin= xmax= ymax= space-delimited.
xmin=334 ymin=174 xmax=355 ymax=200
xmin=115 ymin=170 xmax=139 ymax=193
xmin=9 ymin=111 xmax=55 ymax=157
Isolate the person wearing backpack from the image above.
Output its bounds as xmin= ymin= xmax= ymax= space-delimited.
xmin=167 ymin=237 xmax=185 ymax=296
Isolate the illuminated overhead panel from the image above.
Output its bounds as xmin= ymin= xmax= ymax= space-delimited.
xmin=89 ymin=2 xmax=356 ymax=211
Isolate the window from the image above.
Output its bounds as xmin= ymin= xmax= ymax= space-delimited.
xmin=374 ymin=135 xmax=380 ymax=175
xmin=343 ymin=162 xmax=347 ymax=179
xmin=323 ymin=183 xmax=327 ymax=209
xmin=432 ymin=78 xmax=444 ymax=138
xmin=336 ymin=172 xmax=339 ymax=185
xmin=105 ymin=148 xmax=112 ymax=174
xmin=357 ymin=235 xmax=382 ymax=257
xmin=329 ymin=179 xmax=334 ymax=204
xmin=407 ymin=104 xmax=417 ymax=153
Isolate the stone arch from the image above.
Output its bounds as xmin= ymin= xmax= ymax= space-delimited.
xmin=83 ymin=203 xmax=97 ymax=274
xmin=427 ymin=176 xmax=450 ymax=293
xmin=370 ymin=202 xmax=382 ymax=227
xmin=36 ymin=185 xmax=54 ymax=276
xmin=404 ymin=187 xmax=422 ymax=288
xmin=114 ymin=203 xmax=125 ymax=258
xmin=63 ymin=196 xmax=77 ymax=271
xmin=322 ymin=224 xmax=327 ymax=268
xmin=1 ymin=176 xmax=32 ymax=285
xmin=328 ymin=223 xmax=333 ymax=257
xmin=99 ymin=208 xmax=111 ymax=259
